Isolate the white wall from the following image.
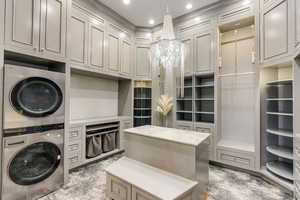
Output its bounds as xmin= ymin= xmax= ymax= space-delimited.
xmin=70 ymin=73 xmax=118 ymax=121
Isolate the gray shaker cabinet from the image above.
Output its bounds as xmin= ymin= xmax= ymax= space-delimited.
xmin=70 ymin=8 xmax=89 ymax=65
xmin=194 ymin=32 xmax=212 ymax=73
xmin=182 ymin=36 xmax=194 ymax=76
xmin=135 ymin=45 xmax=151 ymax=80
xmin=5 ymin=0 xmax=66 ymax=60
xmin=40 ymin=0 xmax=66 ymax=59
xmin=89 ymin=21 xmax=105 ymax=70
xmin=295 ymin=0 xmax=300 ymax=47
xmin=121 ymin=40 xmax=132 ymax=76
xmin=261 ymin=0 xmax=289 ymax=62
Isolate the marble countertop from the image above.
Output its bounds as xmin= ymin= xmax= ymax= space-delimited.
xmin=124 ymin=125 xmax=210 ymax=146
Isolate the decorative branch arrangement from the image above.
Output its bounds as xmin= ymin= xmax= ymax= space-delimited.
xmin=156 ymin=95 xmax=173 ymax=127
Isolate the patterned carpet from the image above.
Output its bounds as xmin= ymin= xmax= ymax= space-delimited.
xmin=40 ymin=155 xmax=292 ymax=200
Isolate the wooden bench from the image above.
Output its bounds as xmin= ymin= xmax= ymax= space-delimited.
xmin=106 ymin=157 xmax=198 ymax=200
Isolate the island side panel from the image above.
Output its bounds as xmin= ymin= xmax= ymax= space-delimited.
xmin=124 ymin=132 xmax=209 ymax=200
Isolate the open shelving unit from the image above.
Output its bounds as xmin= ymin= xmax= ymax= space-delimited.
xmin=176 ymin=74 xmax=215 ymax=124
xmin=261 ymin=65 xmax=294 ymax=187
xmin=134 ymin=81 xmax=152 ymax=127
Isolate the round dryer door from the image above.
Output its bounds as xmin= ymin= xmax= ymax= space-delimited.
xmin=11 ymin=77 xmax=63 ymax=117
xmin=9 ymin=142 xmax=61 ymax=185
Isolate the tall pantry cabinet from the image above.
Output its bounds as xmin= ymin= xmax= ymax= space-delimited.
xmin=217 ymin=20 xmax=259 ymax=170
xmin=4 ymin=0 xmax=67 ymax=61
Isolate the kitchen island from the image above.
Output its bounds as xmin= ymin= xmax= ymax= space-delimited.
xmin=124 ymin=125 xmax=210 ymax=200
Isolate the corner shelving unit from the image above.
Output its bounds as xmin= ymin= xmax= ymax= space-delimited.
xmin=134 ymin=81 xmax=152 ymax=127
xmin=261 ymin=65 xmax=294 ymax=189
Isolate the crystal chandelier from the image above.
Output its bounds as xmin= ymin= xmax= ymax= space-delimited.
xmin=150 ymin=8 xmax=184 ymax=96
xmin=151 ymin=13 xmax=182 ymax=68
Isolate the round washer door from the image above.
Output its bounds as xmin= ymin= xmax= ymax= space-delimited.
xmin=11 ymin=77 xmax=63 ymax=117
xmin=9 ymin=142 xmax=61 ymax=186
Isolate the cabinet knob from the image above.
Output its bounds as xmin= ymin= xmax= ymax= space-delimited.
xmin=40 ymin=48 xmax=45 ymax=52
xmin=33 ymin=47 xmax=37 ymax=51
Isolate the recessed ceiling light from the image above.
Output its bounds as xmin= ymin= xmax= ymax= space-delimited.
xmin=146 ymin=33 xmax=152 ymax=38
xmin=149 ymin=19 xmax=155 ymax=25
xmin=195 ymin=17 xmax=200 ymax=21
xmin=120 ymin=32 xmax=126 ymax=38
xmin=123 ymin=0 xmax=130 ymax=5
xmin=186 ymin=3 xmax=193 ymax=10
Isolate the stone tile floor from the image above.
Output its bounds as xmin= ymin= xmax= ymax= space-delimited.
xmin=40 ymin=155 xmax=292 ymax=200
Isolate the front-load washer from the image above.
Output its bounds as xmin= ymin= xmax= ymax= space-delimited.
xmin=4 ymin=64 xmax=65 ymax=129
xmin=2 ymin=124 xmax=64 ymax=200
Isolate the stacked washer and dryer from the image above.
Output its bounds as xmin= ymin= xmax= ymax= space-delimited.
xmin=2 ymin=64 xmax=65 ymax=200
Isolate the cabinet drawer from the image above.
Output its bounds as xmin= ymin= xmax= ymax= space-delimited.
xmin=217 ymin=149 xmax=254 ymax=170
xmin=123 ymin=120 xmax=133 ymax=129
xmin=68 ymin=153 xmax=81 ymax=169
xmin=107 ymin=174 xmax=131 ymax=200
xmin=68 ymin=141 xmax=81 ymax=153
xmin=69 ymin=127 xmax=83 ymax=141
xmin=132 ymin=186 xmax=158 ymax=200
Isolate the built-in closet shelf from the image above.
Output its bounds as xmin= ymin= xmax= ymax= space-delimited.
xmin=134 ymin=98 xmax=152 ymax=100
xmin=177 ymin=99 xmax=193 ymax=101
xmin=134 ymin=108 xmax=151 ymax=110
xmin=134 ymin=116 xmax=151 ymax=119
xmin=266 ymin=112 xmax=293 ymax=117
xmin=266 ymin=161 xmax=293 ymax=181
xmin=177 ymin=111 xmax=193 ymax=113
xmin=195 ymin=84 xmax=214 ymax=88
xmin=266 ymin=98 xmax=293 ymax=101
xmin=195 ymin=98 xmax=215 ymax=101
xmin=261 ymin=168 xmax=294 ymax=191
xmin=266 ymin=145 xmax=293 ymax=160
xmin=195 ymin=112 xmax=214 ymax=115
xmin=266 ymin=129 xmax=293 ymax=138
xmin=266 ymin=79 xmax=293 ymax=85
xmin=217 ymin=140 xmax=255 ymax=153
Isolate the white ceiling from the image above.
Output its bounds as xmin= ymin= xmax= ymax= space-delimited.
xmin=97 ymin=0 xmax=221 ymax=27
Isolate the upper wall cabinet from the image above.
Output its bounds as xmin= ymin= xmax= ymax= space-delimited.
xmin=5 ymin=0 xmax=67 ymax=61
xmin=295 ymin=0 xmax=300 ymax=48
xmin=121 ymin=40 xmax=132 ymax=76
xmin=70 ymin=4 xmax=105 ymax=71
xmin=135 ymin=45 xmax=151 ymax=80
xmin=194 ymin=32 xmax=213 ymax=73
xmin=177 ymin=18 xmax=214 ymax=74
xmin=260 ymin=0 xmax=294 ymax=64
xmin=181 ymin=36 xmax=194 ymax=76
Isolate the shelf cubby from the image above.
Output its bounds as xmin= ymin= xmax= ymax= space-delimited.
xmin=134 ymin=81 xmax=152 ymax=127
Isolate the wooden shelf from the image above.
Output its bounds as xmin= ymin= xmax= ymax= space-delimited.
xmin=177 ymin=99 xmax=193 ymax=101
xmin=266 ymin=98 xmax=293 ymax=101
xmin=177 ymin=111 xmax=193 ymax=113
xmin=134 ymin=98 xmax=151 ymax=100
xmin=195 ymin=98 xmax=215 ymax=101
xmin=134 ymin=116 xmax=151 ymax=119
xmin=266 ymin=161 xmax=293 ymax=181
xmin=195 ymin=84 xmax=214 ymax=88
xmin=266 ymin=128 xmax=293 ymax=138
xmin=134 ymin=108 xmax=151 ymax=110
xmin=266 ymin=79 xmax=293 ymax=85
xmin=266 ymin=112 xmax=293 ymax=117
xmin=266 ymin=145 xmax=293 ymax=160
xmin=195 ymin=111 xmax=214 ymax=115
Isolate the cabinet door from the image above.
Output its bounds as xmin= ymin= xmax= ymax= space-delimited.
xmin=121 ymin=40 xmax=132 ymax=76
xmin=40 ymin=0 xmax=66 ymax=59
xmin=182 ymin=36 xmax=193 ymax=75
xmin=236 ymin=38 xmax=255 ymax=73
xmin=108 ymin=33 xmax=120 ymax=72
xmin=195 ymin=33 xmax=212 ymax=72
xmin=221 ymin=42 xmax=236 ymax=75
xmin=135 ymin=46 xmax=151 ymax=79
xmin=89 ymin=22 xmax=105 ymax=69
xmin=263 ymin=0 xmax=288 ymax=60
xmin=296 ymin=0 xmax=300 ymax=45
xmin=5 ymin=0 xmax=39 ymax=53
xmin=70 ymin=8 xmax=88 ymax=64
